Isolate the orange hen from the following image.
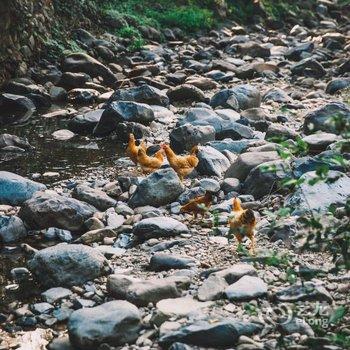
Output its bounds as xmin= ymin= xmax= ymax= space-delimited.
xmin=126 ymin=133 xmax=146 ymax=165
xmin=162 ymin=144 xmax=199 ymax=181
xmin=137 ymin=147 xmax=164 ymax=174
xmin=180 ymin=191 xmax=213 ymax=219
xmin=229 ymin=197 xmax=257 ymax=254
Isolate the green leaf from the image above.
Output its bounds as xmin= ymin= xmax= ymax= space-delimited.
xmin=329 ymin=306 xmax=347 ymax=325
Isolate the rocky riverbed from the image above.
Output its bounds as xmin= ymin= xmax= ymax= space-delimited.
xmin=0 ymin=4 xmax=350 ymax=350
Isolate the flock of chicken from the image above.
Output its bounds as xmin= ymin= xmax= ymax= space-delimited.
xmin=126 ymin=133 xmax=257 ymax=254
xmin=126 ymin=133 xmax=199 ymax=181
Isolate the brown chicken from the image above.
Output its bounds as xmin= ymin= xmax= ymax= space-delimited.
xmin=137 ymin=147 xmax=164 ymax=174
xmin=162 ymin=144 xmax=199 ymax=181
xmin=126 ymin=133 xmax=146 ymax=165
xmin=228 ymin=197 xmax=257 ymax=254
xmin=180 ymin=191 xmax=213 ymax=219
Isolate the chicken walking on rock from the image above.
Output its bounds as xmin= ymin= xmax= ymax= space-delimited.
xmin=228 ymin=197 xmax=257 ymax=254
xmin=161 ymin=144 xmax=199 ymax=182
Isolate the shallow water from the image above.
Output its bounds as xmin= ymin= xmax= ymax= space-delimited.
xmin=0 ymin=108 xmax=125 ymax=182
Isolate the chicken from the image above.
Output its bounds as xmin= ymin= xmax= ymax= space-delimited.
xmin=137 ymin=147 xmax=164 ymax=174
xmin=180 ymin=191 xmax=213 ymax=219
xmin=228 ymin=197 xmax=257 ymax=254
xmin=161 ymin=144 xmax=199 ymax=181
xmin=126 ymin=133 xmax=146 ymax=165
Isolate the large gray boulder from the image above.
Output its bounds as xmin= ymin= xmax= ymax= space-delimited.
xmin=28 ymin=243 xmax=111 ymax=288
xmin=93 ymin=101 xmax=155 ymax=136
xmin=303 ymin=102 xmax=350 ymax=135
xmin=109 ymin=84 xmax=169 ymax=106
xmin=0 ymin=134 xmax=33 ymax=151
xmin=0 ymin=93 xmax=36 ymax=126
xmin=243 ymin=160 xmax=287 ymax=199
xmin=225 ymin=151 xmax=279 ymax=181
xmin=197 ymin=146 xmax=230 ymax=177
xmin=287 ymin=171 xmax=350 ymax=214
xmin=159 ymin=318 xmax=262 ymax=348
xmin=225 ymin=275 xmax=267 ymax=301
xmin=68 ymin=109 xmax=103 ymax=134
xmin=133 ymin=217 xmax=189 ymax=241
xmin=0 ymin=215 xmax=27 ymax=243
xmin=72 ymin=184 xmax=116 ymax=211
xmin=0 ymin=171 xmax=46 ymax=205
xmin=169 ymin=124 xmax=216 ymax=153
xmin=68 ymin=301 xmax=141 ymax=349
xmin=210 ymin=85 xmax=261 ymax=111
xmin=62 ymin=52 xmax=116 ymax=86
xmin=19 ymin=191 xmax=96 ymax=231
xmin=178 ymin=108 xmax=255 ymax=140
xmin=128 ymin=168 xmax=184 ymax=208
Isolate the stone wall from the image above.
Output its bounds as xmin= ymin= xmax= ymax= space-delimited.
xmin=0 ymin=0 xmax=54 ymax=84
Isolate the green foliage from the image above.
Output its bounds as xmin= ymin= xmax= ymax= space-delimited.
xmin=117 ymin=25 xmax=145 ymax=51
xmin=148 ymin=6 xmax=214 ymax=32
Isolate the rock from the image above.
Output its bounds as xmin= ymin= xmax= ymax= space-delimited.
xmin=278 ymin=318 xmax=314 ymax=337
xmin=0 ymin=215 xmax=27 ymax=243
xmin=210 ymin=89 xmax=239 ymax=110
xmin=287 ymin=171 xmax=350 ymax=214
xmin=208 ymin=139 xmax=263 ymax=154
xmin=178 ymin=108 xmax=255 ymax=139
xmin=167 ymin=84 xmax=206 ymax=103
xmin=275 ymin=282 xmax=333 ymax=303
xmin=128 ymin=168 xmax=184 ymax=208
xmin=263 ymin=88 xmax=292 ymax=103
xmin=154 ymin=297 xmax=212 ymax=325
xmin=0 ymin=171 xmax=46 ymax=205
xmin=241 ymin=108 xmax=272 ymax=131
xmin=50 ymin=86 xmax=67 ymax=102
xmin=109 ymin=84 xmax=169 ymax=106
xmin=326 ymin=78 xmax=350 ymax=95
xmin=303 ymin=102 xmax=350 ymax=134
xmin=72 ymin=184 xmax=116 ymax=211
xmin=62 ymin=52 xmax=116 ymax=85
xmin=68 ymin=109 xmax=103 ymax=134
xmin=225 ymin=151 xmax=280 ymax=181
xmin=185 ymin=76 xmax=217 ymax=90
xmin=77 ymin=228 xmax=117 ymax=244
xmin=198 ymin=178 xmax=220 ymax=193
xmin=28 ymin=243 xmax=111 ymax=288
xmin=221 ymin=178 xmax=240 ymax=194
xmin=197 ymin=146 xmax=230 ymax=177
xmin=243 ymin=159 xmax=287 ymax=199
xmin=302 ymin=133 xmax=340 ymax=153
xmin=0 ymin=93 xmax=36 ymax=125
xmin=291 ymin=58 xmax=326 ymax=78
xmin=107 ymin=274 xmax=139 ymax=299
xmin=107 ymin=274 xmax=184 ymax=306
xmin=68 ymin=301 xmax=141 ymax=349
xmin=215 ymin=264 xmax=258 ymax=284
xmin=197 ymin=275 xmax=229 ymax=301
xmin=42 ymin=287 xmax=72 ymax=304
xmin=19 ymin=192 xmax=96 ymax=231
xmin=149 ymin=253 xmax=196 ymax=271
xmin=0 ymin=134 xmax=33 ymax=151
xmin=159 ymin=319 xmax=263 ymax=348
xmin=285 ymin=42 xmax=314 ymax=61
xmin=31 ymin=302 xmax=54 ymax=314
xmin=237 ymin=42 xmax=270 ymax=58
xmin=45 ymin=227 xmax=73 ymax=242
xmin=225 ymin=276 xmax=267 ymax=301
xmin=59 ymin=72 xmax=91 ymax=88
xmin=68 ymin=88 xmax=99 ymax=104
xmin=52 ymin=129 xmax=75 ymax=141
xmin=93 ymin=101 xmax=155 ymax=136
xmin=133 ymin=217 xmax=189 ymax=241
xmin=265 ymin=124 xmax=297 ymax=140
xmin=126 ymin=279 xmax=182 ymax=306
xmin=230 ymin=85 xmax=261 ymax=110
xmin=169 ymin=124 xmax=215 ymax=153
